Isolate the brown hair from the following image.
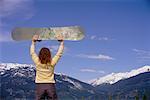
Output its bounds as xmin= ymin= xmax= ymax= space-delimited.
xmin=39 ymin=47 xmax=51 ymax=64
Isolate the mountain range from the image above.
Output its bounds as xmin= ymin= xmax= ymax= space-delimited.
xmin=0 ymin=63 xmax=150 ymax=100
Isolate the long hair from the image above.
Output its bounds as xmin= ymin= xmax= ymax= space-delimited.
xmin=39 ymin=47 xmax=51 ymax=64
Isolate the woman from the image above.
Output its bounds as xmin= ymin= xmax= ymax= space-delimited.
xmin=30 ymin=34 xmax=64 ymax=100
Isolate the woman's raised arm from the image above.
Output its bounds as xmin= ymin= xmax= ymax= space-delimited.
xmin=30 ymin=35 xmax=40 ymax=64
xmin=51 ymin=34 xmax=64 ymax=66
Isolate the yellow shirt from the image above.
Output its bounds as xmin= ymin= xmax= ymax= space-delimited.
xmin=30 ymin=42 xmax=64 ymax=83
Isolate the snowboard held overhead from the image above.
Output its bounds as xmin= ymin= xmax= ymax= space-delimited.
xmin=11 ymin=26 xmax=85 ymax=41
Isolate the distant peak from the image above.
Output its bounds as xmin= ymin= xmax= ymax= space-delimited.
xmin=89 ymin=65 xmax=150 ymax=86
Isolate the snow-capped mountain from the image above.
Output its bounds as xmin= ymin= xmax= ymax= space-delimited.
xmin=95 ymin=72 xmax=150 ymax=99
xmin=0 ymin=63 xmax=34 ymax=71
xmin=0 ymin=63 xmax=35 ymax=75
xmin=1 ymin=63 xmax=150 ymax=99
xmin=0 ymin=63 xmax=105 ymax=99
xmin=0 ymin=63 xmax=87 ymax=90
xmin=89 ymin=65 xmax=150 ymax=86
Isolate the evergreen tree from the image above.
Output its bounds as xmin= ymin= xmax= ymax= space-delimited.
xmin=142 ymin=94 xmax=147 ymax=100
xmin=81 ymin=96 xmax=84 ymax=100
xmin=108 ymin=94 xmax=112 ymax=100
xmin=135 ymin=95 xmax=139 ymax=100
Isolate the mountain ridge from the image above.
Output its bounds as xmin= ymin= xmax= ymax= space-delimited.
xmin=89 ymin=65 xmax=150 ymax=86
xmin=0 ymin=63 xmax=105 ymax=99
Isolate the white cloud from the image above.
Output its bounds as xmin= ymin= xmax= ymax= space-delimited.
xmin=0 ymin=31 xmax=12 ymax=42
xmin=77 ymin=54 xmax=114 ymax=61
xmin=133 ymin=49 xmax=150 ymax=61
xmin=88 ymin=35 xmax=112 ymax=41
xmin=50 ymin=45 xmax=68 ymax=53
xmin=133 ymin=49 xmax=150 ymax=55
xmin=80 ymin=69 xmax=96 ymax=72
xmin=80 ymin=68 xmax=105 ymax=74
xmin=0 ymin=0 xmax=34 ymax=18
xmin=98 ymin=70 xmax=105 ymax=74
xmin=50 ymin=45 xmax=59 ymax=52
xmin=98 ymin=37 xmax=109 ymax=41
xmin=0 ymin=0 xmax=35 ymax=42
xmin=90 ymin=35 xmax=96 ymax=40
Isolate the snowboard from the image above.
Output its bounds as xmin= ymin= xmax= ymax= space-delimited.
xmin=12 ymin=26 xmax=84 ymax=41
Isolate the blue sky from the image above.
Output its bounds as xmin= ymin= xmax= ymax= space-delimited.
xmin=0 ymin=0 xmax=150 ymax=82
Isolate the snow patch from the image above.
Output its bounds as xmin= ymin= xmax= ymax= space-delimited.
xmin=63 ymin=77 xmax=83 ymax=90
